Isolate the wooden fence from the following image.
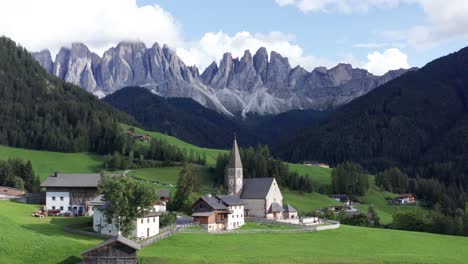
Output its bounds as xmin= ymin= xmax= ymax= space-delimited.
xmin=140 ymin=222 xmax=196 ymax=247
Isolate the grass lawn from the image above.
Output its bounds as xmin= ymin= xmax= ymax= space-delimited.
xmin=0 ymin=200 xmax=102 ymax=264
xmin=288 ymin=163 xmax=332 ymax=185
xmin=139 ymin=225 xmax=468 ymax=264
xmin=122 ymin=124 xmax=228 ymax=166
xmin=283 ymin=191 xmax=341 ymax=214
xmin=0 ymin=145 xmax=105 ymax=181
xmin=127 ymin=165 xmax=215 ymax=193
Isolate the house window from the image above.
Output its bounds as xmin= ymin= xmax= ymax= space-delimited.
xmin=68 ymin=207 xmax=71 ymax=211
xmin=147 ymin=218 xmax=149 ymax=223
xmin=52 ymin=206 xmax=56 ymax=210
xmin=60 ymin=197 xmax=64 ymax=201
xmin=141 ymin=219 xmax=143 ymax=224
xmin=60 ymin=206 xmax=64 ymax=211
xmin=52 ymin=197 xmax=56 ymax=201
xmin=153 ymin=218 xmax=156 ymax=222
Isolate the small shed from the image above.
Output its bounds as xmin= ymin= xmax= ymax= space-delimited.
xmin=81 ymin=235 xmax=141 ymax=264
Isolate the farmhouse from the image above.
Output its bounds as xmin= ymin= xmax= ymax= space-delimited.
xmin=90 ymin=195 xmax=164 ymax=239
xmin=41 ymin=173 xmax=101 ymax=216
xmin=227 ymin=137 xmax=296 ymax=220
xmin=396 ymin=193 xmax=416 ymax=204
xmin=156 ymin=189 xmax=171 ymax=203
xmin=81 ymin=235 xmax=140 ymax=264
xmin=192 ymin=194 xmax=245 ymax=231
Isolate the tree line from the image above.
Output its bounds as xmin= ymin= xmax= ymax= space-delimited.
xmin=0 ymin=158 xmax=40 ymax=192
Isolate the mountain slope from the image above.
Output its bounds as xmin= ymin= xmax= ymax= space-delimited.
xmin=276 ymin=45 xmax=468 ymax=186
xmin=32 ymin=42 xmax=412 ymax=116
xmin=0 ymin=37 xmax=135 ymax=153
xmin=104 ymin=87 xmax=328 ymax=148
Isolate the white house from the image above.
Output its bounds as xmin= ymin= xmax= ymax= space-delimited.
xmin=90 ymin=195 xmax=164 ymax=239
xmin=41 ymin=173 xmax=101 ymax=216
xmin=192 ymin=194 xmax=245 ymax=231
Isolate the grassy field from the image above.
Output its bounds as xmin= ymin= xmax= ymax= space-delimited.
xmin=0 ymin=200 xmax=102 ymax=264
xmin=288 ymin=163 xmax=332 ymax=185
xmin=122 ymin=124 xmax=228 ymax=166
xmin=0 ymin=145 xmax=105 ymax=181
xmin=139 ymin=225 xmax=468 ymax=264
xmin=283 ymin=191 xmax=341 ymax=214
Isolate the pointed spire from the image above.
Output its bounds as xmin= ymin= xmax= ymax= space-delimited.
xmin=228 ymin=134 xmax=242 ymax=169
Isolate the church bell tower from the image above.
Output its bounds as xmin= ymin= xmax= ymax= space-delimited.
xmin=227 ymin=136 xmax=243 ymax=195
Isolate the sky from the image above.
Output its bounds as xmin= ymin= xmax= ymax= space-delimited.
xmin=1 ymin=0 xmax=468 ymax=75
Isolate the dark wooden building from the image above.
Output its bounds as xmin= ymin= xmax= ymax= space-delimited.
xmin=81 ymin=235 xmax=141 ymax=264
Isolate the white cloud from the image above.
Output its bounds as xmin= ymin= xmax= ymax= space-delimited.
xmin=0 ymin=0 xmax=183 ymax=56
xmin=364 ymin=48 xmax=410 ymax=75
xmin=176 ymin=31 xmax=333 ymax=71
xmin=274 ymin=0 xmax=405 ymax=13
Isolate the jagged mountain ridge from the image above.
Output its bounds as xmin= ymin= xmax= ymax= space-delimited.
xmin=32 ymin=42 xmax=414 ymax=116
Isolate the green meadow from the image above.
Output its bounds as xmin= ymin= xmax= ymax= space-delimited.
xmin=139 ymin=225 xmax=468 ymax=264
xmin=0 ymin=145 xmax=105 ymax=181
xmin=0 ymin=201 xmax=101 ymax=264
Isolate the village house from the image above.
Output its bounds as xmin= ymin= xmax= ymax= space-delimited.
xmin=395 ymin=193 xmax=416 ymax=204
xmin=226 ymin=137 xmax=297 ymax=220
xmin=156 ymin=189 xmax=171 ymax=203
xmin=41 ymin=173 xmax=101 ymax=216
xmin=302 ymin=161 xmax=330 ymax=168
xmin=89 ymin=195 xmax=165 ymax=239
xmin=329 ymin=205 xmax=360 ymax=217
xmin=81 ymin=235 xmax=140 ymax=264
xmin=133 ymin=133 xmax=151 ymax=142
xmin=192 ymin=194 xmax=245 ymax=231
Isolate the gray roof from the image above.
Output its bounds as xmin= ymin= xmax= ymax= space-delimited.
xmin=240 ymin=178 xmax=274 ymax=199
xmin=41 ymin=173 xmax=101 ymax=188
xmin=200 ymin=196 xmax=228 ymax=210
xmin=283 ymin=204 xmax=297 ymax=212
xmin=269 ymin=202 xmax=283 ymax=213
xmin=81 ymin=235 xmax=140 ymax=255
xmin=228 ymin=138 xmax=243 ymax=168
xmin=216 ymin=195 xmax=245 ymax=206
xmin=156 ymin=189 xmax=171 ymax=197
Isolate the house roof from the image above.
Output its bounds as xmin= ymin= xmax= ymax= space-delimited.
xmin=216 ymin=195 xmax=245 ymax=206
xmin=283 ymin=204 xmax=297 ymax=212
xmin=81 ymin=235 xmax=140 ymax=255
xmin=89 ymin=195 xmax=106 ymax=206
xmin=228 ymin=138 xmax=242 ymax=168
xmin=199 ymin=196 xmax=228 ymax=210
xmin=192 ymin=211 xmax=214 ymax=217
xmin=41 ymin=173 xmax=101 ymax=188
xmin=240 ymin=178 xmax=274 ymax=199
xmin=156 ymin=189 xmax=171 ymax=197
xmin=269 ymin=202 xmax=283 ymax=213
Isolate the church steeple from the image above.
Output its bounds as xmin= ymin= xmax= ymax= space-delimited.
xmin=227 ymin=135 xmax=243 ymax=195
xmin=228 ymin=135 xmax=243 ymax=169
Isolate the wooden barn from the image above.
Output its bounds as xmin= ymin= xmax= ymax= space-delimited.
xmin=81 ymin=235 xmax=141 ymax=264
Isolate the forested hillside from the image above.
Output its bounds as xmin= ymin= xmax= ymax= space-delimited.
xmin=0 ymin=37 xmax=135 ymax=154
xmin=104 ymin=87 xmax=327 ymax=148
xmin=276 ymin=46 xmax=468 ymax=210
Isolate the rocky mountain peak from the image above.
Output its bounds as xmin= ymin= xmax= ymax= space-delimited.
xmin=31 ymin=49 xmax=53 ymax=74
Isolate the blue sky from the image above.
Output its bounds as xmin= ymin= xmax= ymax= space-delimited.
xmin=1 ymin=0 xmax=468 ymax=75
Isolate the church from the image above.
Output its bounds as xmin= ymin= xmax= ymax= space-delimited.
xmin=227 ymin=137 xmax=297 ymax=220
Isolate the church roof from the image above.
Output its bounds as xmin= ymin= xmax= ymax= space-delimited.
xmin=241 ymin=178 xmax=275 ymax=199
xmin=283 ymin=204 xmax=297 ymax=212
xmin=269 ymin=202 xmax=284 ymax=213
xmin=228 ymin=137 xmax=243 ymax=168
